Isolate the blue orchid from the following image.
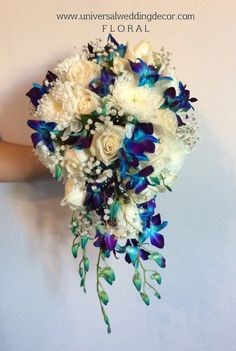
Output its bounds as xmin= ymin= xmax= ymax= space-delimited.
xmin=26 ymin=71 xmax=58 ymax=107
xmin=123 ymin=123 xmax=158 ymax=159
xmin=138 ymin=197 xmax=156 ymax=230
xmin=119 ymin=123 xmax=159 ymax=179
xmin=89 ymin=68 xmax=116 ymax=97
xmin=116 ymin=239 xmax=150 ymax=267
xmin=73 ymin=135 xmax=92 ymax=150
xmin=85 ymin=184 xmax=103 ymax=210
xmin=163 ymin=82 xmax=198 ymax=119
xmin=125 ymin=245 xmax=150 ymax=266
xmin=107 ymin=34 xmax=127 ymax=58
xmin=87 ymin=34 xmax=127 ymax=64
xmin=116 ymin=207 xmax=167 ymax=266
xmin=129 ymin=59 xmax=172 ymax=87
xmin=85 ymin=176 xmax=118 ymax=215
xmin=119 ymin=148 xmax=129 ymax=179
xmin=138 ymin=198 xmax=168 ymax=248
xmin=27 ymin=119 xmax=57 ymax=152
xmin=26 ymin=83 xmax=46 ymax=108
xmin=94 ymin=229 xmax=117 ymax=253
xmin=140 ymin=213 xmax=168 ymax=249
xmin=126 ymin=166 xmax=154 ymax=194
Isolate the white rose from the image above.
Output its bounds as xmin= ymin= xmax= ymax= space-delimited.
xmin=132 ymin=40 xmax=155 ymax=65
xmin=73 ymin=88 xmax=101 ymax=115
xmin=115 ymin=202 xmax=142 ymax=238
xmin=90 ymin=125 xmax=125 ymax=165
xmin=155 ymin=109 xmax=177 ymax=133
xmin=66 ymin=60 xmax=100 ymax=87
xmin=63 ymin=148 xmax=90 ymax=176
xmin=61 ymin=180 xmax=86 ymax=209
xmin=112 ymin=56 xmax=131 ymax=75
xmin=124 ymin=40 xmax=156 ymax=64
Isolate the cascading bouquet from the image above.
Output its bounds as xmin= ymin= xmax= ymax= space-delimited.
xmin=26 ymin=34 xmax=198 ymax=333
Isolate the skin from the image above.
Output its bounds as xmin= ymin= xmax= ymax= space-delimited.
xmin=0 ymin=141 xmax=49 ymax=182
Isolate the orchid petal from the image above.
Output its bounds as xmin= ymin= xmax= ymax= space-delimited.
xmin=104 ymin=234 xmax=117 ymax=251
xmin=150 ymin=232 xmax=164 ymax=249
xmin=31 ymin=133 xmax=42 ymax=148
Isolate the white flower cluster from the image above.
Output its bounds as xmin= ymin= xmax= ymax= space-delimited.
xmin=111 ymin=73 xmax=165 ymax=122
xmin=29 ymin=37 xmax=198 ymax=239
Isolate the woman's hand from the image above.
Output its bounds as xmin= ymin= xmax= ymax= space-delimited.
xmin=0 ymin=141 xmax=49 ymax=182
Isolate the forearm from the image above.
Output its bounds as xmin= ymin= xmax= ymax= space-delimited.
xmin=0 ymin=141 xmax=49 ymax=182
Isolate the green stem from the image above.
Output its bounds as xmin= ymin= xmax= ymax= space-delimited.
xmin=82 ymin=248 xmax=87 ymax=293
xmin=139 ymin=256 xmax=159 ymax=295
xmin=145 ymin=281 xmax=159 ymax=295
xmin=96 ymin=250 xmax=111 ymax=334
xmin=139 ymin=259 xmax=147 ymax=293
xmin=145 ymin=269 xmax=157 ymax=274
xmin=98 ymin=281 xmax=105 ymax=290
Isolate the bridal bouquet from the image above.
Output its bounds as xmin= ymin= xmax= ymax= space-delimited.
xmin=26 ymin=35 xmax=198 ymax=333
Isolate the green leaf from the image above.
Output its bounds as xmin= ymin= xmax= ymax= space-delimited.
xmin=100 ymin=267 xmax=115 ymax=285
xmin=84 ymin=257 xmax=89 ymax=272
xmin=150 ymin=252 xmax=166 ymax=268
xmin=79 ymin=267 xmax=84 ymax=278
xmin=160 ymin=174 xmax=172 ymax=192
xmin=109 ymin=202 xmax=120 ymax=220
xmin=150 ymin=272 xmax=162 ymax=285
xmin=150 ymin=176 xmax=160 ymax=185
xmin=71 ymin=242 xmax=80 ymax=258
xmin=103 ymin=309 xmax=112 ymax=333
xmin=80 ymin=277 xmax=85 ymax=287
xmin=55 ymin=165 xmax=62 ymax=181
xmin=133 ymin=271 xmax=142 ymax=291
xmin=81 ymin=235 xmax=88 ymax=249
xmin=98 ymin=291 xmax=109 ymax=305
xmin=80 ymin=114 xmax=97 ymax=127
xmin=80 ymin=115 xmax=90 ymax=126
xmin=154 ymin=292 xmax=161 ymax=299
xmin=140 ymin=292 xmax=150 ymax=306
xmin=101 ymin=104 xmax=107 ymax=116
xmin=165 ymin=184 xmax=172 ymax=192
xmin=103 ymin=313 xmax=110 ymax=326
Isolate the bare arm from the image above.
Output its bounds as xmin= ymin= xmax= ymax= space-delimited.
xmin=0 ymin=141 xmax=49 ymax=182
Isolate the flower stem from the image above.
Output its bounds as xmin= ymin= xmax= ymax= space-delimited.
xmin=96 ymin=250 xmax=111 ymax=334
xmin=139 ymin=254 xmax=158 ymax=295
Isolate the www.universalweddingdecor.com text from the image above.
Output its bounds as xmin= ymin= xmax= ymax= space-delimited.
xmin=56 ymin=11 xmax=196 ymax=32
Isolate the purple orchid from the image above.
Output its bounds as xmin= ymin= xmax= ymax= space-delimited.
xmin=129 ymin=59 xmax=172 ymax=87
xmin=26 ymin=71 xmax=58 ymax=107
xmin=27 ymin=119 xmax=57 ymax=152
xmin=138 ymin=197 xmax=156 ymax=229
xmin=126 ymin=166 xmax=154 ymax=194
xmin=120 ymin=123 xmax=159 ymax=179
xmin=163 ymin=81 xmax=198 ymax=118
xmin=89 ymin=69 xmax=116 ymax=97
xmin=94 ymin=228 xmax=117 ymax=252
xmin=140 ymin=213 xmax=168 ymax=249
xmin=106 ymin=34 xmax=127 ymax=58
xmin=88 ymin=34 xmax=127 ymax=64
